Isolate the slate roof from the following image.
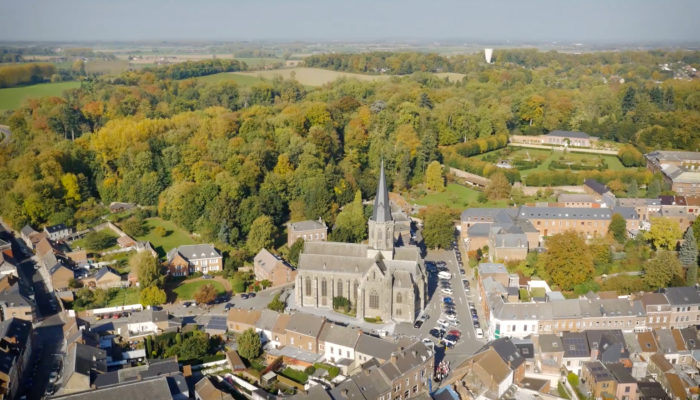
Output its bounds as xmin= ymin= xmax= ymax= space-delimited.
xmin=63 ymin=342 xmax=107 ymax=384
xmin=254 ymin=248 xmax=290 ymax=274
xmin=562 ymin=332 xmax=589 ymax=358
xmin=538 ymin=334 xmax=563 ymax=353
xmin=318 ymin=323 xmax=361 ymax=348
xmin=511 ymin=337 xmax=535 ymax=359
xmin=20 ymin=225 xmax=36 ymax=237
xmin=354 ymin=334 xmax=396 ymax=360
xmin=586 ymin=330 xmax=629 ymax=363
xmin=379 ymin=340 xmax=433 ymax=380
xmin=646 ymin=150 xmax=700 ymax=163
xmin=128 ymin=309 xmax=168 ymax=325
xmin=558 ymin=193 xmax=596 ymax=203
xmin=45 ymin=223 xmax=68 ymax=233
xmin=289 ymin=219 xmax=326 ymax=232
xmin=254 ymin=309 xmax=280 ymax=332
xmin=166 ymin=244 xmax=221 ymax=262
xmin=0 ymin=318 xmax=31 ymax=375
xmin=53 ymin=375 xmax=180 ymax=400
xmin=461 ymin=208 xmax=517 ymax=222
xmin=94 ymin=358 xmax=180 ymax=388
xmin=206 ymin=316 xmax=227 ymax=333
xmin=663 ymin=286 xmax=700 ymax=305
xmin=195 ymin=376 xmax=233 ymax=400
xmin=351 ymin=366 xmax=392 ymax=400
xmin=519 ymin=206 xmax=613 ymax=220
xmin=545 ymin=130 xmax=591 ymax=139
xmin=371 ymin=160 xmax=392 ymax=224
xmin=606 ymin=363 xmax=636 ymax=384
xmin=584 ymin=361 xmax=614 ymax=382
xmin=329 ymin=379 xmax=366 ymax=400
xmin=584 ymin=179 xmax=611 ymax=195
xmin=480 ymin=337 xmax=525 ymax=370
xmin=286 ymin=313 xmax=325 ymax=337
xmin=95 ymin=266 xmax=119 ymax=281
xmin=478 ymin=263 xmax=508 ymax=275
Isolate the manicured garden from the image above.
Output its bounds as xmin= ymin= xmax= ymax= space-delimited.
xmin=105 ymin=287 xmax=141 ymax=307
xmin=172 ymin=279 xmax=226 ymax=300
xmin=135 ymin=217 xmax=196 ymax=256
xmin=410 ymin=183 xmax=510 ymax=210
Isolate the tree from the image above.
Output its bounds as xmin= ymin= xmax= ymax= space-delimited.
xmin=121 ymin=217 xmax=147 ymax=237
xmin=538 ymin=231 xmax=594 ymax=291
xmin=194 ymin=284 xmax=218 ymax=304
xmin=484 ymin=172 xmax=512 ymax=200
xmin=425 ymin=161 xmax=444 ymax=192
xmin=83 ymin=231 xmax=117 ymax=250
xmin=130 ymin=252 xmax=161 ymax=288
xmin=179 ymin=330 xmax=210 ymax=361
xmin=288 ymin=238 xmax=305 ymax=266
xmin=647 ymin=179 xmax=661 ymax=199
xmin=626 ymin=180 xmax=639 ymax=197
xmin=237 ymin=328 xmax=261 ymax=361
xmin=609 ymin=213 xmax=628 ymax=243
xmin=643 ymin=251 xmax=683 ymax=290
xmin=643 ymin=217 xmax=682 ymax=250
xmin=246 ymin=215 xmax=277 ymax=254
xmin=680 ymin=227 xmax=698 ymax=284
xmin=692 ymin=216 xmax=700 ymax=246
xmin=154 ymin=226 xmax=168 ymax=237
xmin=333 ymin=191 xmax=366 ymax=243
xmin=267 ymin=292 xmax=286 ymax=312
xmin=140 ymin=286 xmax=166 ymax=306
xmin=422 ymin=207 xmax=454 ymax=249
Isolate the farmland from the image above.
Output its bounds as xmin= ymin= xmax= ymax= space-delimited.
xmin=236 ymin=67 xmax=392 ymax=86
xmin=0 ymin=81 xmax=80 ymax=110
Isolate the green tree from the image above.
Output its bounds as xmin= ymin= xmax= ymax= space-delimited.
xmin=121 ymin=217 xmax=147 ymax=237
xmin=484 ymin=172 xmax=512 ymax=200
xmin=608 ymin=213 xmax=628 ymax=243
xmin=692 ymin=216 xmax=700 ymax=246
xmin=422 ymin=207 xmax=454 ymax=249
xmin=643 ymin=217 xmax=682 ymax=250
xmin=680 ymin=227 xmax=698 ymax=284
xmin=425 ymin=161 xmax=444 ymax=192
xmin=647 ymin=179 xmax=661 ymax=199
xmin=140 ymin=286 xmax=166 ymax=306
xmin=538 ymin=231 xmax=594 ymax=291
xmin=267 ymin=292 xmax=286 ymax=312
xmin=333 ymin=191 xmax=366 ymax=243
xmin=246 ymin=215 xmax=277 ymax=254
xmin=288 ymin=238 xmax=305 ymax=266
xmin=643 ymin=251 xmax=683 ymax=290
xmin=83 ymin=230 xmax=117 ymax=250
xmin=627 ymin=180 xmax=639 ymax=197
xmin=194 ymin=284 xmax=218 ymax=304
xmin=237 ymin=328 xmax=261 ymax=361
xmin=130 ymin=252 xmax=161 ymax=288
xmin=179 ymin=330 xmax=210 ymax=361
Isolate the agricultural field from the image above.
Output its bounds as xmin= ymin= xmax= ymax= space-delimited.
xmin=193 ymin=72 xmax=264 ymax=87
xmin=0 ymin=81 xmax=80 ymax=111
xmin=475 ymin=147 xmax=627 ymax=178
xmin=172 ymin=280 xmax=226 ymax=300
xmin=236 ymin=67 xmax=392 ymax=86
xmin=135 ymin=217 xmax=196 ymax=257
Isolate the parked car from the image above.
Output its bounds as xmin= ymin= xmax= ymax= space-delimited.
xmin=475 ymin=328 xmax=484 ymax=338
xmin=445 ymin=313 xmax=457 ymax=321
xmin=413 ymin=320 xmax=424 ymax=329
xmin=224 ymin=303 xmax=234 ymax=310
xmin=240 ymin=293 xmax=249 ymax=299
xmin=437 ymin=319 xmax=449 ymax=328
xmin=49 ymin=371 xmax=58 ymax=383
xmin=441 ymin=288 xmax=453 ymax=295
xmin=449 ymin=319 xmax=461 ymax=327
xmin=448 ymin=329 xmax=461 ymax=338
xmin=248 ymin=293 xmax=256 ymax=298
xmin=421 ymin=338 xmax=435 ymax=350
xmin=443 ymin=297 xmax=453 ymax=304
xmin=473 ymin=320 xmax=480 ymax=329
xmin=202 ymin=274 xmax=213 ymax=279
xmin=459 ymin=269 xmax=466 ymax=275
xmin=438 ymin=271 xmax=452 ymax=280
xmin=442 ymin=335 xmax=458 ymax=347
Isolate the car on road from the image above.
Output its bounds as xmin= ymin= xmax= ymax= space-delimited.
xmin=413 ymin=320 xmax=423 ymax=329
xmin=475 ymin=328 xmax=484 ymax=338
xmin=448 ymin=329 xmax=461 ymax=338
xmin=240 ymin=293 xmax=249 ymax=299
xmin=438 ymin=271 xmax=452 ymax=280
xmin=444 ymin=313 xmax=457 ymax=321
xmin=224 ymin=303 xmax=234 ymax=310
xmin=459 ymin=269 xmax=465 ymax=275
xmin=49 ymin=371 xmax=58 ymax=383
xmin=45 ymin=383 xmax=56 ymax=396
xmin=420 ymin=314 xmax=429 ymax=321
xmin=430 ymin=328 xmax=445 ymax=339
xmin=442 ymin=334 xmax=459 ymax=347
xmin=437 ymin=319 xmax=449 ymax=328
xmin=441 ymin=287 xmax=453 ymax=295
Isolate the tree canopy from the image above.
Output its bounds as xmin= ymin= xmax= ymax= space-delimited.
xmin=538 ymin=231 xmax=595 ymax=291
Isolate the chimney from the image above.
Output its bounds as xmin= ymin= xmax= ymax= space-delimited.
xmin=390 ymin=352 xmax=398 ymax=364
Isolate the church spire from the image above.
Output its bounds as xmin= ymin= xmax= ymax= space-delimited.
xmin=372 ymin=160 xmax=392 ymax=223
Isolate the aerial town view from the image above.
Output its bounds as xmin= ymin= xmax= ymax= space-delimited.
xmin=0 ymin=1 xmax=699 ymax=400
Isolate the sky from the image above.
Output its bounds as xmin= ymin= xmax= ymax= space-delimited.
xmin=0 ymin=0 xmax=698 ymax=43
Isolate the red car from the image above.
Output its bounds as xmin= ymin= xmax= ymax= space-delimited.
xmin=448 ymin=329 xmax=461 ymax=338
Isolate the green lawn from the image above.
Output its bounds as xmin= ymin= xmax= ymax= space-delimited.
xmin=106 ymin=287 xmax=141 ymax=307
xmin=70 ymin=228 xmax=120 ymax=252
xmin=0 ymin=81 xmax=81 ymax=111
xmin=192 ymin=72 xmax=264 ymax=86
xmin=135 ymin=217 xmax=196 ymax=257
xmin=413 ymin=183 xmax=509 ymax=209
xmin=236 ymin=57 xmax=283 ymax=68
xmin=172 ymin=280 xmax=225 ymax=300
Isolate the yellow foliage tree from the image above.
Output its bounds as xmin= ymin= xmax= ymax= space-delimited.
xmin=425 ymin=161 xmax=445 ymax=192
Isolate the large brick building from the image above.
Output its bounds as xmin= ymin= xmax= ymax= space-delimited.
xmin=166 ymin=244 xmax=222 ymax=276
xmin=646 ymin=150 xmax=700 ymax=196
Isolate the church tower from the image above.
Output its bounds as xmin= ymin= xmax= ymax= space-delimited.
xmin=368 ymin=160 xmax=394 ymax=259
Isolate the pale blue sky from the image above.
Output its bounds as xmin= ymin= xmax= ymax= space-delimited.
xmin=1 ymin=0 xmax=698 ymax=43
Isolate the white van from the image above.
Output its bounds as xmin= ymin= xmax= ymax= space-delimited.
xmin=475 ymin=328 xmax=484 ymax=339
xmin=438 ymin=271 xmax=452 ymax=280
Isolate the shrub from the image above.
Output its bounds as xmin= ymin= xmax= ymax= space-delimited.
xmin=304 ymin=366 xmax=316 ymax=375
xmin=83 ymin=230 xmax=117 ymax=250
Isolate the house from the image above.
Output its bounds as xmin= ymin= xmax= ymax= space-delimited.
xmin=587 ymin=330 xmax=630 ymax=364
xmin=166 ymin=244 xmax=222 ymax=276
xmin=205 ymin=316 xmax=227 ymax=336
xmin=50 ymin=263 xmax=75 ymax=291
xmin=562 ymin=332 xmax=590 ymax=376
xmin=125 ymin=309 xmax=169 ymax=337
xmin=54 ymin=374 xmax=188 ymax=400
xmin=353 ymin=333 xmax=397 ymax=364
xmin=109 ymin=202 xmax=136 ymax=213
xmin=663 ymin=287 xmax=700 ymax=329
xmin=582 ymin=361 xmax=617 ymax=400
xmin=83 ymin=267 xmax=124 ymax=289
xmin=134 ymin=241 xmax=158 ymax=259
xmin=0 ymin=239 xmax=12 ymax=259
xmin=0 ymin=318 xmax=32 ymax=400
xmin=254 ymin=309 xmax=280 ymax=345
xmin=646 ymin=151 xmax=700 ymax=196
xmin=638 ymin=379 xmax=672 ymax=400
xmin=253 ymin=249 xmax=297 ymax=287
xmin=20 ymin=225 xmax=40 ymax=249
xmin=535 ymin=334 xmax=564 ymax=375
xmin=287 ymin=219 xmax=327 ymax=247
xmin=117 ymin=235 xmax=136 ymax=248
xmin=636 ymin=331 xmax=660 ymax=357
xmin=606 ymin=363 xmax=639 ymax=400
xmin=653 ymin=329 xmax=691 ymax=366
xmin=194 ymin=376 xmax=233 ymax=400
xmin=92 ymin=358 xmax=182 ymax=389
xmin=640 ymin=293 xmax=672 ymax=329
xmin=542 ymin=130 xmax=599 ymax=147
xmin=518 ymin=205 xmax=615 ymax=239
xmin=481 ymin=338 xmax=527 ymax=384
xmin=0 ymin=255 xmax=17 ymax=279
xmin=284 ymin=313 xmax=325 ymax=354
xmin=271 ymin=313 xmax=290 ymax=349
xmin=225 ymin=350 xmax=245 ymax=372
xmin=584 ymin=179 xmax=612 ymax=199
xmin=36 ymin=237 xmax=57 ymax=258
xmin=318 ymin=323 xmax=361 ymax=366
xmin=376 ymin=340 xmax=434 ymax=399
xmin=65 ymin=250 xmax=89 ymax=269
xmin=558 ymin=193 xmax=598 ymax=208
xmin=44 ymin=223 xmax=72 ymax=241
xmin=663 ymin=373 xmax=688 ymax=400
xmin=447 ymin=347 xmax=514 ymax=399
xmin=226 ymin=308 xmax=261 ymax=333
xmin=60 ymin=343 xmax=108 ymax=394
xmin=0 ymin=276 xmax=33 ymax=321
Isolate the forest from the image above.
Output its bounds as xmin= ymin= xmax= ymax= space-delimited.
xmin=0 ymin=49 xmax=699 ymax=263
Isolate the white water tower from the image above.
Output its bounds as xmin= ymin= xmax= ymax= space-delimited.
xmin=484 ymin=48 xmax=493 ymax=64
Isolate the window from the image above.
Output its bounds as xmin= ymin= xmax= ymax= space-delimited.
xmin=337 ymin=280 xmax=343 ymax=297
xmin=370 ymin=290 xmax=379 ymax=309
xmin=321 ymin=279 xmax=327 ymax=297
xmin=308 ymin=342 xmax=312 ymax=350
xmin=397 ymin=293 xmax=402 ymax=304
xmin=413 ymin=385 xmax=418 ymax=393
xmin=305 ymin=277 xmax=311 ymax=296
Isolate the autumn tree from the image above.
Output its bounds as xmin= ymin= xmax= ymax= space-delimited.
xmin=288 ymin=238 xmax=305 ymax=267
xmin=485 ymin=172 xmax=512 ymax=200
xmin=608 ymin=213 xmax=627 ymax=243
xmin=425 ymin=161 xmax=444 ymax=192
xmin=140 ymin=286 xmax=166 ymax=306
xmin=246 ymin=215 xmax=277 ymax=255
xmin=130 ymin=252 xmax=161 ymax=288
xmin=422 ymin=206 xmax=454 ymax=249
xmin=643 ymin=251 xmax=683 ymax=290
xmin=538 ymin=231 xmax=594 ymax=291
xmin=680 ymin=227 xmax=698 ymax=284
xmin=237 ymin=328 xmax=261 ymax=361
xmin=194 ymin=284 xmax=218 ymax=305
xmin=643 ymin=217 xmax=682 ymax=250
xmin=333 ymin=191 xmax=366 ymax=243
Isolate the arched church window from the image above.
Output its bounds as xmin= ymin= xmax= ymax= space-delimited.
xmin=397 ymin=293 xmax=402 ymax=304
xmin=369 ymin=290 xmax=379 ymax=309
xmin=305 ymin=277 xmax=311 ymax=296
xmin=353 ymin=281 xmax=359 ymax=302
xmin=337 ymin=280 xmax=343 ymax=298
xmin=321 ymin=279 xmax=327 ymax=297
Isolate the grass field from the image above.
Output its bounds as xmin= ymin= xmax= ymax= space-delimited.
xmin=193 ymin=72 xmax=264 ymax=87
xmin=412 ymin=183 xmax=509 ymax=209
xmin=172 ymin=280 xmax=225 ymax=300
xmin=475 ymin=147 xmax=627 ymax=178
xmin=106 ymin=287 xmax=141 ymax=307
xmin=236 ymin=67 xmax=392 ymax=86
xmin=236 ymin=57 xmax=283 ymax=68
xmin=71 ymin=228 xmax=120 ymax=252
xmin=0 ymin=81 xmax=80 ymax=111
xmin=435 ymin=72 xmax=466 ymax=82
xmin=135 ymin=217 xmax=196 ymax=257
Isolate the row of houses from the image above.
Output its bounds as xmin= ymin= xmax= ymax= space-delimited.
xmin=478 ymin=263 xmax=700 ymax=341
xmin=646 ymin=150 xmax=700 ymax=196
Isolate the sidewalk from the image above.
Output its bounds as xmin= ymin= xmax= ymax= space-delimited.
xmin=287 ymin=294 xmax=396 ymax=333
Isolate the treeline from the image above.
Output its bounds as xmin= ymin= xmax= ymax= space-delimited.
xmin=442 ymin=147 xmax=521 ymax=183
xmin=143 ymin=59 xmax=248 ymax=80
xmin=524 ymin=169 xmax=653 ymax=187
xmin=453 ymin=134 xmax=509 ymax=158
xmin=0 ymin=63 xmax=56 ymax=88
xmin=305 ymin=51 xmax=451 ymax=74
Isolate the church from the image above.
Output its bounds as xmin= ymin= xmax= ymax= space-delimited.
xmin=294 ymin=162 xmax=427 ymax=323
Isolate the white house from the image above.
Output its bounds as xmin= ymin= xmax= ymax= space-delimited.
xmin=125 ymin=309 xmax=168 ymax=336
xmin=254 ymin=310 xmax=280 ymax=346
xmin=318 ymin=323 xmax=361 ymax=364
